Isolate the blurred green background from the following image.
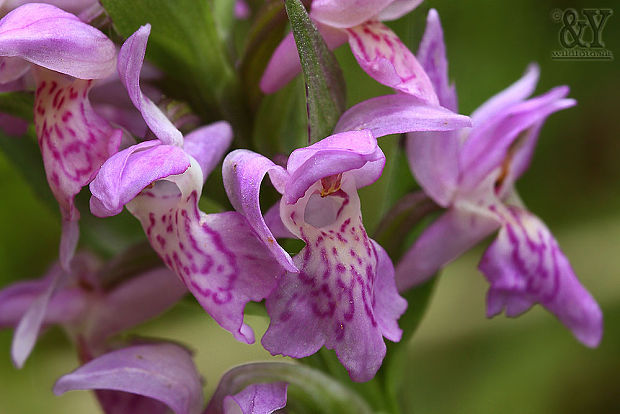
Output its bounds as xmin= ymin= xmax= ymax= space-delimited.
xmin=1 ymin=0 xmax=618 ymax=412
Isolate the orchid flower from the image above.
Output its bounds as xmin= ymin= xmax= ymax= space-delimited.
xmin=261 ymin=0 xmax=439 ymax=105
xmin=89 ymin=25 xmax=284 ymax=345
xmin=223 ymin=130 xmax=406 ymax=382
xmin=396 ymin=10 xmax=603 ymax=347
xmin=0 ymin=252 xmax=186 ymax=367
xmin=0 ymin=4 xmax=121 ymax=269
xmin=53 ymin=342 xmax=289 ymax=414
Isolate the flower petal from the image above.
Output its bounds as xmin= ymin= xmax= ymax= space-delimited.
xmin=377 ymin=0 xmax=423 ymax=21
xmin=416 ymin=9 xmax=457 ymax=111
xmin=10 ymin=272 xmax=61 ymax=368
xmin=183 ymin=121 xmax=232 ymax=180
xmin=89 ymin=140 xmax=191 ymax=217
xmin=471 ymin=64 xmax=539 ymax=127
xmin=0 ymin=3 xmax=116 ymax=79
xmin=480 ymin=206 xmax=602 ymax=347
xmin=53 ymin=343 xmax=204 ymax=414
xmin=346 ymin=21 xmax=437 ymax=104
xmin=335 ymin=94 xmax=471 ymax=138
xmin=372 ymin=240 xmax=407 ymax=342
xmin=223 ymin=382 xmax=288 ymax=414
xmin=396 ymin=207 xmax=500 ymax=291
xmin=459 ymin=86 xmax=575 ymax=193
xmin=234 ymin=0 xmax=250 ymax=19
xmin=310 ymin=0 xmax=392 ymax=28
xmin=284 ymin=130 xmax=385 ymax=203
xmin=260 ymin=24 xmax=347 ymax=94
xmin=264 ymin=178 xmax=404 ymax=382
xmin=405 ymin=131 xmax=459 ymax=208
xmin=223 ymin=149 xmax=296 ymax=272
xmin=33 ymin=68 xmax=122 ymax=267
xmin=0 ymin=56 xmax=29 ymax=83
xmin=86 ymin=267 xmax=186 ymax=345
xmin=0 ymin=0 xmax=102 ymax=20
xmin=118 ymin=24 xmax=183 ymax=146
xmin=127 ymin=159 xmax=284 ymax=344
xmin=0 ymin=112 xmax=28 ymax=136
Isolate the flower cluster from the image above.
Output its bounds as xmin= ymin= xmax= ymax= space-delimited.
xmin=0 ymin=1 xmax=602 ymax=413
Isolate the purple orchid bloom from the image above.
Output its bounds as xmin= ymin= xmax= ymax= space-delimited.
xmin=223 ymin=130 xmax=407 ymax=382
xmin=396 ymin=10 xmax=603 ymax=347
xmin=53 ymin=342 xmax=288 ymax=414
xmin=89 ymin=25 xmax=284 ymax=345
xmin=0 ymin=4 xmax=120 ymax=269
xmin=260 ymin=0 xmax=438 ymax=104
xmin=0 ymin=252 xmax=186 ymax=368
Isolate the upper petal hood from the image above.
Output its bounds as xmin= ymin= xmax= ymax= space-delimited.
xmin=53 ymin=343 xmax=204 ymax=414
xmin=89 ymin=140 xmax=191 ymax=217
xmin=0 ymin=3 xmax=116 ymax=79
xmin=284 ymin=130 xmax=385 ymax=203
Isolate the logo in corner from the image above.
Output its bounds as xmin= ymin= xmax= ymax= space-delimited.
xmin=551 ymin=8 xmax=613 ymax=61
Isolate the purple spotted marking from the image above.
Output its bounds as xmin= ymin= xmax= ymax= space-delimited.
xmin=34 ymin=69 xmax=120 ymax=222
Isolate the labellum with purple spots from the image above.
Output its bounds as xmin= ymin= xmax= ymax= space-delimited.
xmin=224 ymin=130 xmax=407 ymax=382
xmin=89 ymin=24 xmax=284 ymax=345
xmin=0 ymin=3 xmax=120 ymax=269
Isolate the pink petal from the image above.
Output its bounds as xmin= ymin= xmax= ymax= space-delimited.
xmin=310 ymin=0 xmax=393 ymax=28
xmin=118 ymin=24 xmax=183 ymax=146
xmin=89 ymin=140 xmax=191 ymax=217
xmin=222 ymin=382 xmax=288 ymax=414
xmin=0 ymin=56 xmax=29 ymax=83
xmin=377 ymin=0 xmax=424 ymax=21
xmin=263 ymin=178 xmax=405 ymax=382
xmin=284 ymin=130 xmax=385 ymax=203
xmin=459 ymin=86 xmax=575 ymax=194
xmin=0 ymin=112 xmax=28 ymax=136
xmin=0 ymin=3 xmax=116 ymax=79
xmin=86 ymin=268 xmax=186 ymax=345
xmin=346 ymin=21 xmax=438 ymax=104
xmin=183 ymin=121 xmax=233 ymax=180
xmin=480 ymin=206 xmax=602 ymax=347
xmin=33 ymin=69 xmax=122 ymax=265
xmin=335 ymin=94 xmax=471 ymax=138
xmin=1 ymin=0 xmax=101 ymax=19
xmin=234 ymin=0 xmax=250 ymax=19
xmin=416 ymin=9 xmax=457 ymax=111
xmin=223 ymin=149 xmax=296 ymax=273
xmin=396 ymin=207 xmax=500 ymax=291
xmin=127 ymin=160 xmax=284 ymax=344
xmin=260 ymin=24 xmax=347 ymax=94
xmin=53 ymin=343 xmax=204 ymax=414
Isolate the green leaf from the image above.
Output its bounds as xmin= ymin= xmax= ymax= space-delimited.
xmin=284 ymin=0 xmax=346 ymax=144
xmin=238 ymin=0 xmax=288 ymax=109
xmin=100 ymin=0 xmax=250 ymax=140
xmin=0 ymin=92 xmax=34 ymax=121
